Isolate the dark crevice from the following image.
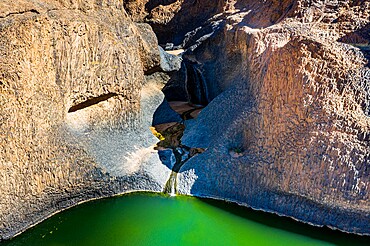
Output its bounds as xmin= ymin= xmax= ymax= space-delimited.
xmin=0 ymin=9 xmax=40 ymax=19
xmin=180 ymin=107 xmax=204 ymax=120
xmin=148 ymin=31 xmax=212 ymax=195
xmin=162 ymin=59 xmax=212 ymax=107
xmin=144 ymin=65 xmax=162 ymax=75
xmin=184 ymin=60 xmax=210 ymax=105
xmin=146 ymin=0 xmax=225 ymax=46
xmin=68 ymin=93 xmax=118 ymax=113
xmin=151 ymin=100 xmax=205 ymax=195
xmin=155 ymin=122 xmax=204 ymax=195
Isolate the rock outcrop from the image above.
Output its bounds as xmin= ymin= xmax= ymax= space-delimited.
xmin=0 ymin=0 xmax=170 ymax=240
xmin=160 ymin=0 xmax=369 ymax=235
xmin=1 ymin=0 xmax=370 ymax=240
xmin=126 ymin=0 xmax=370 ymax=236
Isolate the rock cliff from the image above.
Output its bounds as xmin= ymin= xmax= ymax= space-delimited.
xmin=158 ymin=0 xmax=369 ymax=235
xmin=0 ymin=0 xmax=369 ymax=240
xmin=126 ymin=0 xmax=370 ymax=235
xmin=0 ymin=0 xmax=170 ymax=240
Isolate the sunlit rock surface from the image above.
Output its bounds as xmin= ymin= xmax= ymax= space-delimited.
xmin=126 ymin=0 xmax=370 ymax=235
xmin=1 ymin=0 xmax=370 ymax=240
xmin=172 ymin=0 xmax=370 ymax=235
xmin=0 ymin=0 xmax=168 ymax=240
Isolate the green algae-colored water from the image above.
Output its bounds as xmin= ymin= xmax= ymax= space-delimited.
xmin=3 ymin=192 xmax=369 ymax=246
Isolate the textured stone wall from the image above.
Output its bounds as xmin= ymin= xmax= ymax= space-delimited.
xmin=1 ymin=0 xmax=369 ymax=239
xmin=176 ymin=0 xmax=370 ymax=235
xmin=0 ymin=0 xmax=167 ymax=240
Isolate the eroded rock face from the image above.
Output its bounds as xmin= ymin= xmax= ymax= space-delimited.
xmin=1 ymin=0 xmax=370 ymax=240
xmin=0 ymin=0 xmax=168 ymax=240
xmin=173 ymin=0 xmax=370 ymax=235
xmin=124 ymin=0 xmax=299 ymax=47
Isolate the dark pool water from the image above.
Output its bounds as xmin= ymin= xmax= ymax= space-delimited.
xmin=2 ymin=192 xmax=369 ymax=246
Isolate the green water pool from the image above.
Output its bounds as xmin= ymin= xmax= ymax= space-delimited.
xmin=3 ymin=192 xmax=369 ymax=246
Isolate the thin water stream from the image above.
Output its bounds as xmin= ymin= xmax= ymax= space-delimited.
xmin=163 ymin=170 xmax=177 ymax=196
xmin=184 ymin=60 xmax=211 ymax=105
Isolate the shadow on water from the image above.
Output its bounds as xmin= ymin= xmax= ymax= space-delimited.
xmin=197 ymin=197 xmax=370 ymax=246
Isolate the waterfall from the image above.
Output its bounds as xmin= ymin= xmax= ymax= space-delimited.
xmin=152 ymin=54 xmax=209 ymax=196
xmin=163 ymin=171 xmax=178 ymax=196
xmin=162 ymin=147 xmax=188 ymax=196
xmin=161 ymin=146 xmax=204 ymax=196
xmin=184 ymin=60 xmax=210 ymax=106
xmin=161 ymin=57 xmax=213 ymax=107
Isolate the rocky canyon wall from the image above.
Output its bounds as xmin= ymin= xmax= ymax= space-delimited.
xmin=166 ymin=0 xmax=370 ymax=235
xmin=1 ymin=0 xmax=369 ymax=240
xmin=0 ymin=0 xmax=171 ymax=240
xmin=124 ymin=0 xmax=370 ymax=236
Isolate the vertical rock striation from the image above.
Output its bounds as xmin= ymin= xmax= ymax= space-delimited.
xmin=0 ymin=0 xmax=168 ymax=240
xmin=1 ymin=0 xmax=370 ymax=239
xmin=151 ymin=0 xmax=370 ymax=235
